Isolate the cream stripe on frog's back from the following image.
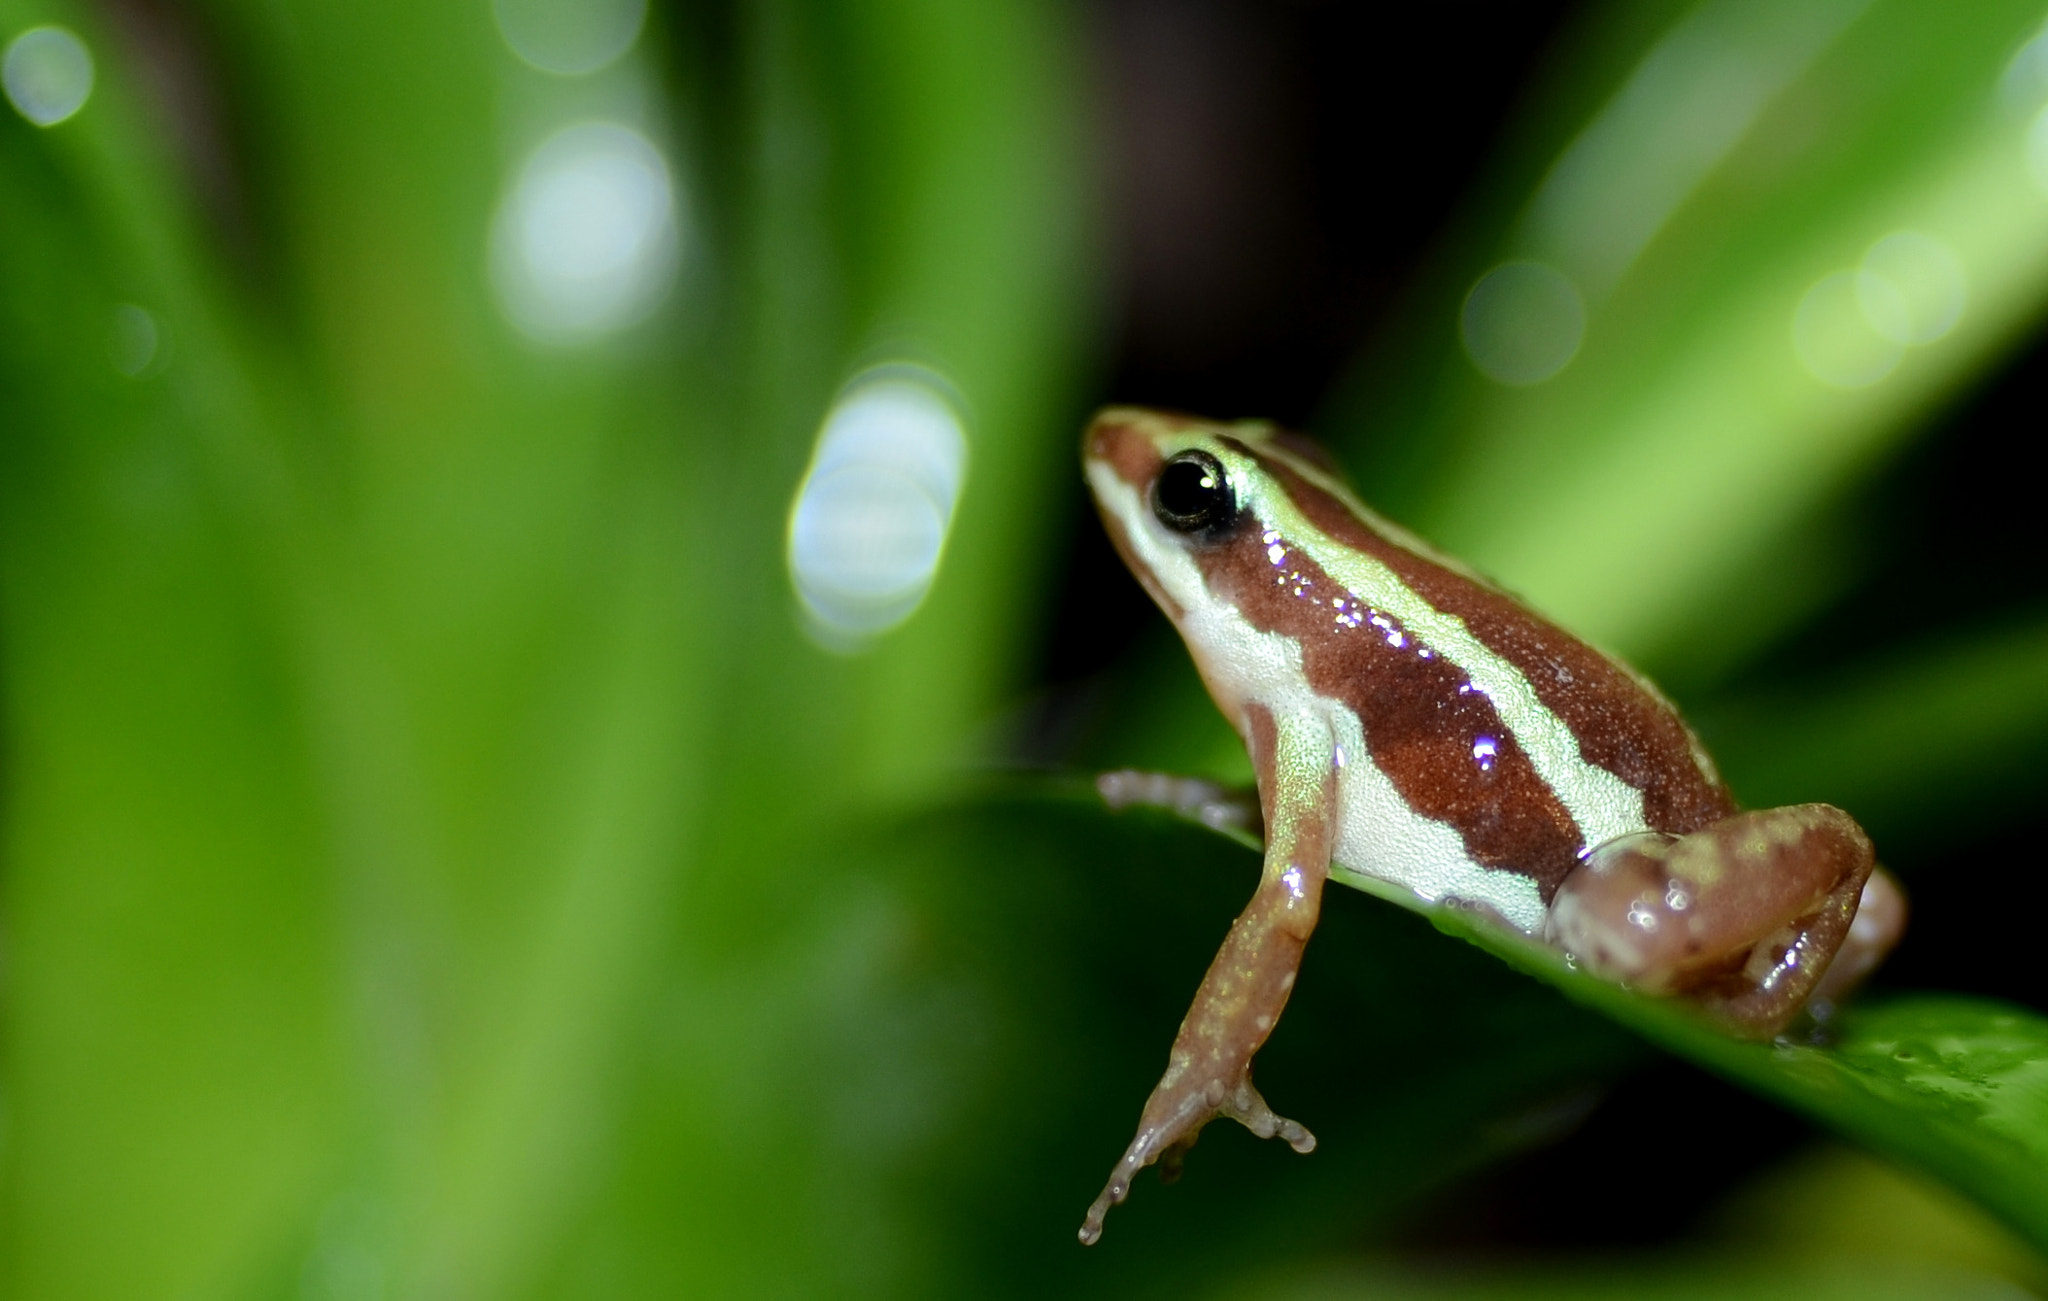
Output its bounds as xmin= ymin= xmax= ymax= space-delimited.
xmin=1240 ymin=436 xmax=1734 ymax=838
xmin=1223 ymin=452 xmax=1650 ymax=852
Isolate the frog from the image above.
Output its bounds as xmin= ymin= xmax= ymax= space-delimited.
xmin=1076 ymin=407 xmax=1905 ymax=1245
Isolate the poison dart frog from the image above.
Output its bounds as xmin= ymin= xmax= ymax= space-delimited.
xmin=1078 ymin=408 xmax=1904 ymax=1244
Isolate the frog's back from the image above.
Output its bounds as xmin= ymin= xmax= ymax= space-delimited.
xmin=1218 ymin=430 xmax=1733 ymax=901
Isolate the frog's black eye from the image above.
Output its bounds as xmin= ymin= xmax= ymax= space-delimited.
xmin=1152 ymin=450 xmax=1237 ymax=536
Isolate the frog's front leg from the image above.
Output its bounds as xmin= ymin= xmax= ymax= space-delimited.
xmin=1079 ymin=705 xmax=1335 ymax=1245
xmin=1546 ymin=804 xmax=1889 ymax=1037
xmin=1096 ymin=769 xmax=1261 ymax=837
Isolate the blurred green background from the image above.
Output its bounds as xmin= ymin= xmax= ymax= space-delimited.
xmin=4 ymin=0 xmax=2048 ymax=1297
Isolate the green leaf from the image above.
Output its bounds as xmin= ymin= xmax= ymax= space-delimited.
xmin=1700 ymin=617 xmax=2048 ymax=849
xmin=0 ymin=0 xmax=1088 ymax=1294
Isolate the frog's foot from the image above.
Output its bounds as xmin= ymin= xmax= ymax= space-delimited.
xmin=1083 ymin=709 xmax=1334 ymax=1245
xmin=1077 ymin=838 xmax=1325 ymax=1245
xmin=1547 ymin=804 xmax=1882 ymax=1038
xmin=1079 ymin=1069 xmax=1313 ymax=1245
xmin=1097 ymin=769 xmax=1261 ymax=838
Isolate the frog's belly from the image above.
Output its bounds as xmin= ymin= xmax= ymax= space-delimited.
xmin=1327 ymin=711 xmax=1549 ymax=934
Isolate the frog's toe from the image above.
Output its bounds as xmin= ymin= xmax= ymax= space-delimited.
xmin=1078 ymin=1074 xmax=1312 ymax=1244
xmin=1079 ymin=1180 xmax=1122 ymax=1244
xmin=1079 ymin=1136 xmax=1152 ymax=1245
xmin=1220 ymin=1076 xmax=1316 ymax=1153
xmin=1077 ymin=1125 xmax=1219 ymax=1244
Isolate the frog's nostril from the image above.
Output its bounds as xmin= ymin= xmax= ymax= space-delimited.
xmin=1084 ymin=411 xmax=1138 ymax=459
xmin=1084 ymin=412 xmax=1170 ymax=490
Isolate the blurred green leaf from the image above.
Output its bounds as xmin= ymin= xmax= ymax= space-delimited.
xmin=1701 ymin=617 xmax=2048 ymax=849
xmin=1332 ymin=0 xmax=2048 ymax=670
xmin=1 ymin=0 xmax=1085 ymax=1294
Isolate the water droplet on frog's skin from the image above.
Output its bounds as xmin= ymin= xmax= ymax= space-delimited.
xmin=1472 ymin=735 xmax=1498 ymax=770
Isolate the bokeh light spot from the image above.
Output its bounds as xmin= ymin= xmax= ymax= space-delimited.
xmin=1460 ymin=261 xmax=1586 ymax=386
xmin=1794 ymin=270 xmax=1903 ymax=389
xmin=788 ymin=367 xmax=969 ymax=648
xmin=3 ymin=25 xmax=93 ymax=127
xmin=108 ymin=304 xmax=160 ymax=377
xmin=2003 ymin=21 xmax=2048 ymax=113
xmin=1858 ymin=230 xmax=1965 ymax=346
xmin=492 ymin=0 xmax=645 ymax=77
xmin=489 ymin=121 xmax=680 ymax=344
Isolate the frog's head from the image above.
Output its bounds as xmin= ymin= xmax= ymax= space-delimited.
xmin=1084 ymin=407 xmax=1358 ymax=720
xmin=1083 ymin=406 xmax=1351 ymax=606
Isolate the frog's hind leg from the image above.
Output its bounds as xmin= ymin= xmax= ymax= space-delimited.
xmin=1546 ymin=805 xmax=1884 ymax=1038
xmin=1080 ymin=709 xmax=1333 ymax=1245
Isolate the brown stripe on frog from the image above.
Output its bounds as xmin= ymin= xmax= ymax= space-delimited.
xmin=1189 ymin=505 xmax=1587 ymax=900
xmin=1087 ymin=411 xmax=1172 ymax=492
xmin=1229 ymin=439 xmax=1736 ymax=838
xmin=1085 ymin=419 xmax=1187 ymax=621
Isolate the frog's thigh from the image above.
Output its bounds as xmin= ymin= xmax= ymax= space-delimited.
xmin=1546 ymin=804 xmax=1875 ymax=1037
